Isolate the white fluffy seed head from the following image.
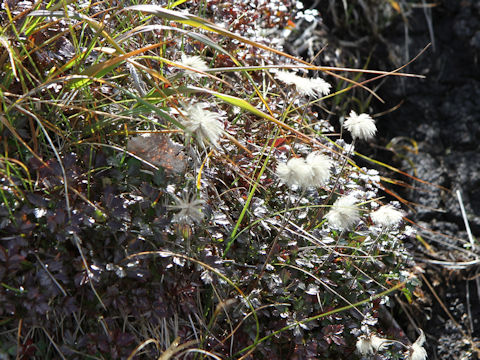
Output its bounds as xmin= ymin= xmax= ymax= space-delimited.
xmin=356 ymin=335 xmax=373 ymax=355
xmin=294 ymin=76 xmax=331 ymax=97
xmin=325 ymin=194 xmax=361 ymax=230
xmin=276 ymin=157 xmax=315 ymax=188
xmin=274 ymin=70 xmax=298 ymax=85
xmin=370 ymin=204 xmax=404 ymax=228
xmin=344 ymin=110 xmax=377 ymax=141
xmin=276 ymin=152 xmax=334 ymax=188
xmin=276 ymin=162 xmax=295 ymax=187
xmin=182 ymin=103 xmax=224 ymax=147
xmin=286 ymin=157 xmax=314 ymax=188
xmin=305 ymin=152 xmax=332 ymax=186
xmin=180 ymin=53 xmax=209 ymax=79
xmin=275 ymin=70 xmax=331 ymax=97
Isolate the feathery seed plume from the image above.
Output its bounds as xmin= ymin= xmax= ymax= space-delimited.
xmin=274 ymin=70 xmax=299 ymax=85
xmin=370 ymin=204 xmax=404 ymax=228
xmin=294 ymin=76 xmax=331 ymax=97
xmin=275 ymin=162 xmax=295 ymax=186
xmin=344 ymin=110 xmax=377 ymax=141
xmin=182 ymin=103 xmax=224 ymax=147
xmin=325 ymin=195 xmax=361 ymax=230
xmin=408 ymin=329 xmax=428 ymax=360
xmin=306 ymin=152 xmax=333 ymax=186
xmin=275 ymin=70 xmax=331 ymax=97
xmin=180 ymin=53 xmax=209 ymax=79
xmin=356 ymin=335 xmax=374 ymax=355
xmin=276 ymin=157 xmax=314 ymax=188
xmin=168 ymin=192 xmax=204 ymax=224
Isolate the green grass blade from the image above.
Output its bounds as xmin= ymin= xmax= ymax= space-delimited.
xmin=223 ymin=130 xmax=277 ymax=258
xmin=186 ymin=86 xmax=274 ymax=121
xmin=166 ymin=0 xmax=190 ymax=9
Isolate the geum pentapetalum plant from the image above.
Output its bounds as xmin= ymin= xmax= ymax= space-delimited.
xmin=0 ymin=1 xmax=428 ymax=358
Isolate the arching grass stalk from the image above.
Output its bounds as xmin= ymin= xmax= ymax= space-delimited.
xmin=12 ymin=104 xmax=71 ymax=218
xmin=279 ymin=263 xmax=365 ymax=317
xmin=236 ymin=280 xmax=407 ymax=357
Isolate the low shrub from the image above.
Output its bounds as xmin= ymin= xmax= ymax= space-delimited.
xmin=0 ymin=1 xmax=425 ymax=358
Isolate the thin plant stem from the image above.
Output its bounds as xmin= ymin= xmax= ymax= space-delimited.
xmin=308 ymin=139 xmax=356 ymax=229
xmin=248 ymin=187 xmax=306 ymax=293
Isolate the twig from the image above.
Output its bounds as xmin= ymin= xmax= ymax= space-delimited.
xmin=456 ymin=190 xmax=475 ymax=251
xmin=34 ymin=254 xmax=68 ymax=297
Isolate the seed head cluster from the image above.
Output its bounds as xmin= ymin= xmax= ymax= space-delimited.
xmin=274 ymin=70 xmax=331 ymax=97
xmin=276 ymin=152 xmax=333 ymax=188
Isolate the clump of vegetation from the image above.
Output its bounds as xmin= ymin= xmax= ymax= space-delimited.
xmin=0 ymin=0 xmax=426 ymax=358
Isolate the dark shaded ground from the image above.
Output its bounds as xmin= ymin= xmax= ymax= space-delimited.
xmin=375 ymin=3 xmax=480 ymax=358
xmin=377 ymin=1 xmax=480 ymax=228
xmin=299 ymin=0 xmax=480 ymax=358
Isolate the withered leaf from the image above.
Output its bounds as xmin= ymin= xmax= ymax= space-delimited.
xmin=127 ymin=134 xmax=187 ymax=174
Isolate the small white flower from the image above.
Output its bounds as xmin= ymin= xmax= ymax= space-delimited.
xmin=408 ymin=330 xmax=427 ymax=360
xmin=371 ymin=204 xmax=404 ymax=228
xmin=275 ymin=70 xmax=330 ymax=97
xmin=182 ymin=103 xmax=224 ymax=146
xmin=168 ymin=192 xmax=204 ymax=224
xmin=344 ymin=110 xmax=377 ymax=141
xmin=276 ymin=157 xmax=314 ymax=188
xmin=179 ymin=53 xmax=209 ymax=79
xmin=325 ymin=194 xmax=361 ymax=230
xmin=306 ymin=152 xmax=333 ymax=186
